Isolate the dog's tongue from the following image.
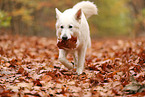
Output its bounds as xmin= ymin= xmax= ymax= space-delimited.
xmin=57 ymin=36 xmax=77 ymax=49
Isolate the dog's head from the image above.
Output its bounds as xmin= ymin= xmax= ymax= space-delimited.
xmin=55 ymin=8 xmax=82 ymax=40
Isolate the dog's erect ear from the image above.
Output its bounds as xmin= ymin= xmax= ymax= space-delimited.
xmin=55 ymin=8 xmax=62 ymax=19
xmin=75 ymin=9 xmax=82 ymax=20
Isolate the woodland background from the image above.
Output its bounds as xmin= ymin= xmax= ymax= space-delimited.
xmin=0 ymin=0 xmax=145 ymax=38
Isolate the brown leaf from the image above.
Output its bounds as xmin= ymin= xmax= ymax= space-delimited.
xmin=17 ymin=67 xmax=24 ymax=74
xmin=0 ymin=90 xmax=15 ymax=97
xmin=0 ymin=46 xmax=4 ymax=55
xmin=41 ymin=75 xmax=52 ymax=82
xmin=57 ymin=36 xmax=77 ymax=49
xmin=33 ymin=79 xmax=42 ymax=86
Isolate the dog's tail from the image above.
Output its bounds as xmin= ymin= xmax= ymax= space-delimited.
xmin=73 ymin=1 xmax=98 ymax=19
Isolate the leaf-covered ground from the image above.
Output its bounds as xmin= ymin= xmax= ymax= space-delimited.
xmin=0 ymin=35 xmax=145 ymax=97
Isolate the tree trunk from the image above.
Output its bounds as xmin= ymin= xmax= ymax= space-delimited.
xmin=129 ymin=0 xmax=145 ymax=37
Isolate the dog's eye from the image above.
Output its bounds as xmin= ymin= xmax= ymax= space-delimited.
xmin=69 ymin=25 xmax=73 ymax=28
xmin=60 ymin=25 xmax=64 ymax=29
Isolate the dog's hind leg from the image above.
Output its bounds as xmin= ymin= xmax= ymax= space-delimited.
xmin=76 ymin=47 xmax=87 ymax=75
xmin=58 ymin=49 xmax=73 ymax=69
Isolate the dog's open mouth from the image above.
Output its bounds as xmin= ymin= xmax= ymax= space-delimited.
xmin=57 ymin=36 xmax=77 ymax=49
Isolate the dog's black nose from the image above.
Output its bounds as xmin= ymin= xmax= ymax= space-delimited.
xmin=62 ymin=36 xmax=68 ymax=40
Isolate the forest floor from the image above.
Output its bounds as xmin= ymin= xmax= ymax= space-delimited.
xmin=0 ymin=35 xmax=145 ymax=97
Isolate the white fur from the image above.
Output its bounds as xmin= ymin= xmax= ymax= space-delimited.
xmin=55 ymin=1 xmax=97 ymax=75
xmin=73 ymin=1 xmax=98 ymax=19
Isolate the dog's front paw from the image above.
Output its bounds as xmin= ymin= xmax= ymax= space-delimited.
xmin=76 ymin=68 xmax=83 ymax=75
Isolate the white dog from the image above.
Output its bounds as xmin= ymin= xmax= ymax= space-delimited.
xmin=55 ymin=1 xmax=97 ymax=75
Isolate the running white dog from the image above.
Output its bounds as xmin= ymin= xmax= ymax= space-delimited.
xmin=55 ymin=1 xmax=97 ymax=75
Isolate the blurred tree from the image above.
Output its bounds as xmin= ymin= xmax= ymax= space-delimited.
xmin=90 ymin=0 xmax=131 ymax=37
xmin=0 ymin=11 xmax=11 ymax=27
xmin=129 ymin=0 xmax=145 ymax=37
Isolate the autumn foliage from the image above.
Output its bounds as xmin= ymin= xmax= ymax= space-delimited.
xmin=0 ymin=35 xmax=145 ymax=96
